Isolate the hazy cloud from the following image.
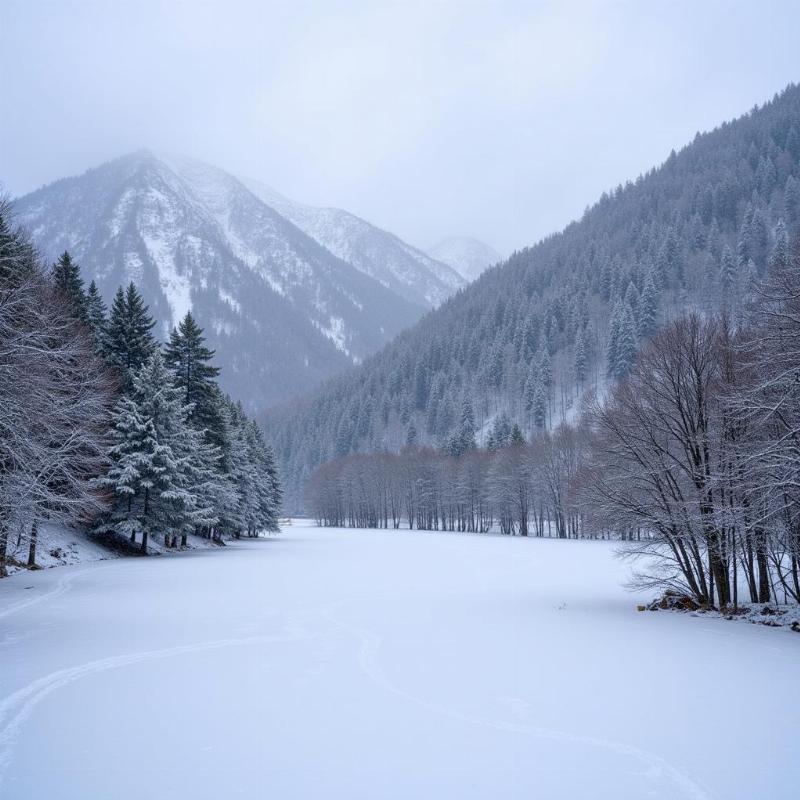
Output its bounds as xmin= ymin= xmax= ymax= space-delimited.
xmin=3 ymin=0 xmax=800 ymax=253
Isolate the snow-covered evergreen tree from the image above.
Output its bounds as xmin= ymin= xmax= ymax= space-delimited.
xmin=637 ymin=272 xmax=658 ymax=339
xmin=164 ymin=312 xmax=222 ymax=440
xmin=51 ymin=251 xmax=88 ymax=322
xmin=574 ymin=327 xmax=587 ymax=388
xmin=104 ymin=283 xmax=157 ymax=383
xmin=614 ymin=306 xmax=637 ymax=378
xmin=85 ymin=280 xmax=108 ymax=352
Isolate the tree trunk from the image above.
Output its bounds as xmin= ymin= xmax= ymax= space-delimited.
xmin=755 ymin=529 xmax=771 ymax=603
xmin=0 ymin=521 xmax=9 ymax=578
xmin=27 ymin=520 xmax=38 ymax=568
xmin=141 ymin=530 xmax=148 ymax=554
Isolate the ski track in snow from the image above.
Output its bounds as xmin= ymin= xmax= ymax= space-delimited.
xmin=0 ymin=628 xmax=318 ymax=789
xmin=322 ymin=601 xmax=714 ymax=800
xmin=0 ymin=567 xmax=93 ymax=622
xmin=1 ymin=526 xmax=795 ymax=798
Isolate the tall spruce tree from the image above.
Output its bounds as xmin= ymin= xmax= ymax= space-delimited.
xmin=614 ymin=306 xmax=637 ymax=378
xmin=51 ymin=251 xmax=88 ymax=322
xmin=574 ymin=327 xmax=587 ymax=388
xmin=104 ymin=283 xmax=157 ymax=383
xmin=85 ymin=280 xmax=108 ymax=352
xmin=638 ymin=273 xmax=659 ymax=339
xmin=164 ymin=312 xmax=224 ymax=444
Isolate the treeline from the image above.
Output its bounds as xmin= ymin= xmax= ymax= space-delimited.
xmin=0 ymin=202 xmax=281 ymax=577
xmin=305 ymin=424 xmax=586 ymax=538
xmin=307 ymin=245 xmax=800 ymax=609
xmin=270 ymin=83 xmax=800 ymax=512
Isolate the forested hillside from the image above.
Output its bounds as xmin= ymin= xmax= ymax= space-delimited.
xmin=0 ymin=204 xmax=281 ymax=577
xmin=269 ymin=84 xmax=800 ymax=511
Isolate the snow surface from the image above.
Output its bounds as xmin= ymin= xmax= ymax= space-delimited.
xmin=0 ymin=521 xmax=797 ymax=799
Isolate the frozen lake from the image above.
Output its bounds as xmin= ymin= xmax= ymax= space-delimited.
xmin=0 ymin=521 xmax=797 ymax=799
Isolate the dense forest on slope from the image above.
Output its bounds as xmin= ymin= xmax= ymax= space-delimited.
xmin=0 ymin=205 xmax=281 ymax=577
xmin=268 ymin=84 xmax=800 ymax=511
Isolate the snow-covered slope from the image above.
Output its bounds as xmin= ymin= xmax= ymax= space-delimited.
xmin=428 ymin=236 xmax=502 ymax=282
xmin=243 ymin=178 xmax=464 ymax=307
xmin=13 ymin=151 xmax=425 ymax=411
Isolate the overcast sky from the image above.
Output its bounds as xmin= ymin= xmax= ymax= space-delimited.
xmin=3 ymin=1 xmax=800 ymax=254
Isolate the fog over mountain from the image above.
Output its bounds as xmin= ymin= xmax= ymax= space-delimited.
xmin=13 ymin=151 xmax=461 ymax=410
xmin=428 ymin=236 xmax=503 ymax=282
xmin=268 ymin=83 xmax=800 ymax=510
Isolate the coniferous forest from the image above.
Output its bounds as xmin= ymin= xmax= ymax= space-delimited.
xmin=270 ymin=85 xmax=800 ymax=521
xmin=0 ymin=203 xmax=281 ymax=577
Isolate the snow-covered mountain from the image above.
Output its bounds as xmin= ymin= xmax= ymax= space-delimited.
xmin=427 ymin=236 xmax=502 ymax=282
xmin=242 ymin=178 xmax=464 ymax=307
xmin=13 ymin=150 xmax=433 ymax=411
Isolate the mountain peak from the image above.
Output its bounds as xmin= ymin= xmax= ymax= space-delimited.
xmin=427 ymin=236 xmax=503 ymax=282
xmin=12 ymin=151 xmax=444 ymax=411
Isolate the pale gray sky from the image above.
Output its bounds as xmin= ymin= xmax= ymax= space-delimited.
xmin=3 ymin=0 xmax=800 ymax=254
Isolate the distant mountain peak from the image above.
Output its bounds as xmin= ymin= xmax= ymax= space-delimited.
xmin=241 ymin=177 xmax=465 ymax=307
xmin=12 ymin=150 xmax=452 ymax=411
xmin=427 ymin=236 xmax=503 ymax=282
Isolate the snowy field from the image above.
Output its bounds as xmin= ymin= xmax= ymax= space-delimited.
xmin=0 ymin=521 xmax=797 ymax=800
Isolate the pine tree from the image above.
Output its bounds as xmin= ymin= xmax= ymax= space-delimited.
xmin=538 ymin=342 xmax=551 ymax=392
xmin=769 ymin=219 xmax=790 ymax=274
xmin=509 ymin=424 xmax=525 ymax=446
xmin=104 ymin=283 xmax=157 ymax=382
xmin=84 ymin=280 xmax=108 ymax=351
xmin=533 ymin=380 xmax=547 ymax=430
xmin=246 ymin=420 xmax=281 ymax=534
xmin=458 ymin=397 xmax=477 ymax=454
xmin=720 ymin=245 xmax=737 ymax=300
xmin=614 ymin=306 xmax=637 ymax=378
xmin=624 ymin=281 xmax=640 ymax=323
xmin=131 ymin=351 xmax=214 ymax=547
xmin=637 ymin=272 xmax=658 ymax=339
xmin=487 ymin=413 xmax=511 ymax=450
xmin=574 ymin=327 xmax=587 ymax=388
xmin=51 ymin=251 xmax=88 ymax=322
xmin=606 ymin=304 xmax=621 ymax=377
xmin=96 ymin=395 xmax=164 ymax=551
xmin=164 ymin=312 xmax=223 ymax=441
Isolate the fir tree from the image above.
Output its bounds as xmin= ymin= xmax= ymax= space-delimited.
xmin=574 ymin=327 xmax=587 ymax=388
xmin=606 ymin=304 xmax=621 ymax=377
xmin=720 ymin=245 xmax=737 ymax=299
xmin=769 ymin=219 xmax=790 ymax=274
xmin=85 ymin=280 xmax=108 ymax=351
xmin=164 ymin=312 xmax=223 ymax=443
xmin=131 ymin=351 xmax=216 ymax=547
xmin=458 ymin=397 xmax=477 ymax=454
xmin=104 ymin=283 xmax=157 ymax=382
xmin=533 ymin=380 xmax=547 ymax=430
xmin=96 ymin=395 xmax=165 ymax=552
xmin=509 ymin=424 xmax=525 ymax=446
xmin=614 ymin=306 xmax=637 ymax=379
xmin=637 ymin=273 xmax=658 ymax=339
xmin=51 ymin=251 xmax=88 ymax=322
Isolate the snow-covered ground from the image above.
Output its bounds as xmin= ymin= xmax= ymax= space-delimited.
xmin=0 ymin=521 xmax=797 ymax=799
xmin=2 ymin=524 xmax=229 ymax=578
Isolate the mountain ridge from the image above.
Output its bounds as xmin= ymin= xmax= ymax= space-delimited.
xmin=267 ymin=82 xmax=800 ymax=510
xmin=12 ymin=150 xmax=457 ymax=411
